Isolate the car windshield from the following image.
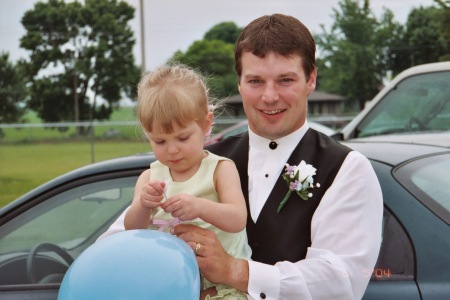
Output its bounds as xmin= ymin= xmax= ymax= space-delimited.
xmin=355 ymin=71 xmax=450 ymax=138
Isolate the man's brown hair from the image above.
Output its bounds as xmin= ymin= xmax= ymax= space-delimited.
xmin=235 ymin=14 xmax=316 ymax=81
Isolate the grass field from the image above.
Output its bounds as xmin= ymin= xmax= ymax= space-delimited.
xmin=0 ymin=107 xmax=140 ymax=143
xmin=0 ymin=106 xmax=239 ymax=208
xmin=0 ymin=107 xmax=151 ymax=207
xmin=0 ymin=141 xmax=151 ymax=208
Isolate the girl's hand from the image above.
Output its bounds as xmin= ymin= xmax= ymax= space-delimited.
xmin=161 ymin=193 xmax=202 ymax=221
xmin=140 ymin=180 xmax=166 ymax=209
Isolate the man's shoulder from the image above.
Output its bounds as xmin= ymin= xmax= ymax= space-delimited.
xmin=205 ymin=132 xmax=248 ymax=157
xmin=309 ymin=128 xmax=352 ymax=154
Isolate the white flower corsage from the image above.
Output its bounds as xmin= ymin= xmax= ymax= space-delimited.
xmin=277 ymin=161 xmax=320 ymax=213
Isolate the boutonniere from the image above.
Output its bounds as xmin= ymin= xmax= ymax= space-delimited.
xmin=277 ymin=161 xmax=320 ymax=213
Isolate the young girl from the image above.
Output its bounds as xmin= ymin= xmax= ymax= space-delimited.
xmin=124 ymin=64 xmax=251 ymax=299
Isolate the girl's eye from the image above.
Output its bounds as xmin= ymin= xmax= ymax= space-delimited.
xmin=178 ymin=136 xmax=189 ymax=141
xmin=153 ymin=140 xmax=165 ymax=145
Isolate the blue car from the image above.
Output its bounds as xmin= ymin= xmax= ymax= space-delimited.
xmin=1 ymin=134 xmax=449 ymax=299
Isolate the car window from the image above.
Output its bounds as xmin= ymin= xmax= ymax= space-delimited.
xmin=222 ymin=123 xmax=249 ymax=139
xmin=355 ymin=71 xmax=450 ymax=138
xmin=394 ymin=152 xmax=450 ymax=225
xmin=0 ymin=176 xmax=136 ymax=286
xmin=371 ymin=207 xmax=414 ymax=281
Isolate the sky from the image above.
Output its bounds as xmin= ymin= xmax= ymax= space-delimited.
xmin=0 ymin=0 xmax=436 ymax=72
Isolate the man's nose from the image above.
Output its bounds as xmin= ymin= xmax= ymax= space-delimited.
xmin=261 ymin=83 xmax=279 ymax=103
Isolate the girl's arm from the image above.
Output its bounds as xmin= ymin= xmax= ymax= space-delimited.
xmin=124 ymin=169 xmax=164 ymax=230
xmin=161 ymin=160 xmax=247 ymax=233
xmin=199 ymin=160 xmax=247 ymax=232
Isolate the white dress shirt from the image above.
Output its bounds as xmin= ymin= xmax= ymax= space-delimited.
xmin=248 ymin=123 xmax=309 ymax=222
xmin=246 ymin=122 xmax=383 ymax=300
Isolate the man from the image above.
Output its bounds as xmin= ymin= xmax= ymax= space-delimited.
xmin=101 ymin=14 xmax=383 ymax=299
xmin=173 ymin=14 xmax=383 ymax=299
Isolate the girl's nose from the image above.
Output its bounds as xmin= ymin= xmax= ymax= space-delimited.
xmin=167 ymin=143 xmax=179 ymax=154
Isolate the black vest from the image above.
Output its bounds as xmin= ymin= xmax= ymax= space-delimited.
xmin=206 ymin=128 xmax=351 ymax=265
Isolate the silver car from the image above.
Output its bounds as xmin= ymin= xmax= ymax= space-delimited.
xmin=336 ymin=61 xmax=450 ymax=145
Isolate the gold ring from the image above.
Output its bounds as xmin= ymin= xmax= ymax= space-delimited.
xmin=194 ymin=243 xmax=201 ymax=254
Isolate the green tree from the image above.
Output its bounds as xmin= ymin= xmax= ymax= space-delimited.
xmin=20 ymin=0 xmax=140 ymax=132
xmin=407 ymin=7 xmax=445 ymax=67
xmin=376 ymin=10 xmax=407 ymax=77
xmin=387 ymin=5 xmax=448 ymax=75
xmin=435 ymin=0 xmax=450 ymax=61
xmin=204 ymin=22 xmax=242 ymax=44
xmin=316 ymin=0 xmax=391 ymax=110
xmin=0 ymin=53 xmax=27 ymax=124
xmin=171 ymin=38 xmax=238 ymax=98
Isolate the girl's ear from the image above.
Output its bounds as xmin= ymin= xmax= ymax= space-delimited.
xmin=204 ymin=111 xmax=214 ymax=136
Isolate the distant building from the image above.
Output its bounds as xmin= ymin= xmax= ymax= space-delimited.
xmin=222 ymin=91 xmax=347 ymax=117
xmin=308 ymin=91 xmax=347 ymax=116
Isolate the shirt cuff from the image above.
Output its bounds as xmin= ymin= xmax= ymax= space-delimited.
xmin=247 ymin=260 xmax=280 ymax=300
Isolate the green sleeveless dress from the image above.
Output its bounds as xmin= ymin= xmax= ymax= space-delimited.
xmin=150 ymin=151 xmax=251 ymax=299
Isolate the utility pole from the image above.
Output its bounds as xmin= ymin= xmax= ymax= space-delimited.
xmin=140 ymin=0 xmax=146 ymax=74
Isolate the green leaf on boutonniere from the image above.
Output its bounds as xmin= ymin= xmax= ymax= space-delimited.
xmin=277 ymin=161 xmax=320 ymax=213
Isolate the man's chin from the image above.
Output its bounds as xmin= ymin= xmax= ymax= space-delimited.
xmin=253 ymin=125 xmax=285 ymax=140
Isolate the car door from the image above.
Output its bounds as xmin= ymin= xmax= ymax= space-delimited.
xmin=363 ymin=161 xmax=421 ymax=299
xmin=0 ymin=172 xmax=140 ymax=300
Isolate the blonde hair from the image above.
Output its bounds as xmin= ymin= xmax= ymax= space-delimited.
xmin=137 ymin=64 xmax=212 ymax=134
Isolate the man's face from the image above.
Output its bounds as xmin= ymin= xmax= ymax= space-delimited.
xmin=238 ymin=52 xmax=316 ymax=140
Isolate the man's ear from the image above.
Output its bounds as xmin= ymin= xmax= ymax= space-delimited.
xmin=307 ymin=68 xmax=317 ymax=94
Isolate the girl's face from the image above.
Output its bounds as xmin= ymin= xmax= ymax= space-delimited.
xmin=147 ymin=113 xmax=212 ymax=181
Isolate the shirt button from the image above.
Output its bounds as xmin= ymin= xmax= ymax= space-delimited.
xmin=260 ymin=292 xmax=266 ymax=299
xmin=265 ymin=174 xmax=269 ymax=178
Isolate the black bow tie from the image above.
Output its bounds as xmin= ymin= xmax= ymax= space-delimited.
xmin=269 ymin=141 xmax=278 ymax=150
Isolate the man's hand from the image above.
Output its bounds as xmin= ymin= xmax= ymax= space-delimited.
xmin=172 ymin=224 xmax=249 ymax=293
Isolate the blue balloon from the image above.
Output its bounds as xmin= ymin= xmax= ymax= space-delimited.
xmin=58 ymin=230 xmax=200 ymax=300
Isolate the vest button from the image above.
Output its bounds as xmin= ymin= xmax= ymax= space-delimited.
xmin=260 ymin=292 xmax=266 ymax=299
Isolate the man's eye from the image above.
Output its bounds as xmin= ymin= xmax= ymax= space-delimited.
xmin=249 ymin=79 xmax=261 ymax=84
xmin=281 ymin=78 xmax=293 ymax=83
